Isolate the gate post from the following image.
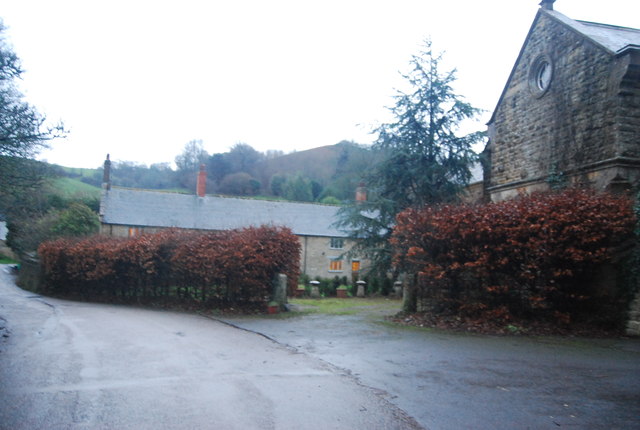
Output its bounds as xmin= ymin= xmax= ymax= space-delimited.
xmin=273 ymin=273 xmax=288 ymax=310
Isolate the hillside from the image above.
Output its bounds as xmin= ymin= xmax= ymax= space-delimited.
xmin=48 ymin=141 xmax=384 ymax=202
xmin=253 ymin=141 xmax=380 ymax=200
xmin=50 ymin=177 xmax=102 ymax=199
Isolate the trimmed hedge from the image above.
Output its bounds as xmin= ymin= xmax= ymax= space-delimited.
xmin=38 ymin=226 xmax=300 ymax=308
xmin=391 ymin=188 xmax=636 ymax=326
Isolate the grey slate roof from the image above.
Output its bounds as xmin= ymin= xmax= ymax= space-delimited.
xmin=549 ymin=11 xmax=640 ymax=54
xmin=100 ymin=187 xmax=348 ymax=238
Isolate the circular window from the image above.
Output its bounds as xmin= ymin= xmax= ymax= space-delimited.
xmin=529 ymin=55 xmax=553 ymax=96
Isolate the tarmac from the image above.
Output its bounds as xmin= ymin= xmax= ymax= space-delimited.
xmin=222 ymin=299 xmax=640 ymax=429
xmin=1 ymin=264 xmax=639 ymax=429
xmin=0 ymin=267 xmax=419 ymax=430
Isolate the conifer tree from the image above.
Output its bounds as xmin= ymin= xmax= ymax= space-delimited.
xmin=336 ymin=39 xmax=485 ymax=274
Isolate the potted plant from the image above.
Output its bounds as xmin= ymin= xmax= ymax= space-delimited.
xmin=336 ymin=285 xmax=348 ymax=298
xmin=296 ymin=284 xmax=306 ymax=297
xmin=267 ymin=301 xmax=279 ymax=314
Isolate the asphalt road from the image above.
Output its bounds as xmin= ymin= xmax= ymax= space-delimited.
xmin=2 ymin=264 xmax=639 ymax=430
xmin=0 ymin=267 xmax=419 ymax=430
xmin=223 ymin=303 xmax=640 ymax=430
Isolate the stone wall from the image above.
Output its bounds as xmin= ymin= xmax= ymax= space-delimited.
xmin=16 ymin=256 xmax=43 ymax=293
xmin=486 ymin=11 xmax=640 ymax=201
xmin=0 ymin=242 xmax=16 ymax=261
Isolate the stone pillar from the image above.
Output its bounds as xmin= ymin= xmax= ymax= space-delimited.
xmin=394 ymin=281 xmax=403 ymax=297
xmin=273 ymin=273 xmax=288 ymax=310
xmin=310 ymin=280 xmax=320 ymax=298
xmin=402 ymin=275 xmax=417 ymax=313
xmin=626 ymin=293 xmax=640 ymax=336
xmin=356 ymin=280 xmax=366 ymax=298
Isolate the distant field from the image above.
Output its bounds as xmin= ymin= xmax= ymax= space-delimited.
xmin=60 ymin=166 xmax=101 ymax=178
xmin=51 ymin=177 xmax=101 ymax=198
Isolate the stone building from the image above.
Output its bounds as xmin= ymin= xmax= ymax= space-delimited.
xmin=483 ymin=1 xmax=640 ymax=335
xmin=99 ymin=159 xmax=367 ymax=281
xmin=484 ymin=0 xmax=640 ymax=201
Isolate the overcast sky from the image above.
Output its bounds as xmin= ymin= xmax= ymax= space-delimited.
xmin=2 ymin=0 xmax=639 ymax=168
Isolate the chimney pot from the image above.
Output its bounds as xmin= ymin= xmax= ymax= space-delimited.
xmin=196 ymin=164 xmax=207 ymax=197
xmin=539 ymin=0 xmax=555 ymax=10
xmin=355 ymin=182 xmax=367 ymax=202
xmin=102 ymin=154 xmax=111 ymax=190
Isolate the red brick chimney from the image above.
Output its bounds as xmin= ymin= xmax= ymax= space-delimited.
xmin=355 ymin=182 xmax=367 ymax=202
xmin=196 ymin=164 xmax=207 ymax=197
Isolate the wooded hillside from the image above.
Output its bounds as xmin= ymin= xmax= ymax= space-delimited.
xmin=52 ymin=141 xmax=382 ymax=203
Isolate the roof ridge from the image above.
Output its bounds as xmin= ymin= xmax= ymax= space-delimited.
xmin=110 ymin=185 xmax=191 ymax=195
xmin=109 ymin=186 xmax=343 ymax=207
xmin=576 ymin=20 xmax=640 ymax=33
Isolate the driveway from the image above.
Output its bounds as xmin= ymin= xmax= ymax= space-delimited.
xmin=222 ymin=300 xmax=640 ymax=430
xmin=0 ymin=267 xmax=418 ymax=430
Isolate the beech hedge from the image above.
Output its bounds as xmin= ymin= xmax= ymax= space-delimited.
xmin=38 ymin=226 xmax=300 ymax=308
xmin=391 ymin=188 xmax=636 ymax=325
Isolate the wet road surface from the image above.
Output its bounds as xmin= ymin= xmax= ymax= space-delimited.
xmin=223 ymin=301 xmax=640 ymax=430
xmin=0 ymin=267 xmax=419 ymax=430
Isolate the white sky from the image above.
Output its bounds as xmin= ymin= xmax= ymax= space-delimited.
xmin=2 ymin=0 xmax=639 ymax=168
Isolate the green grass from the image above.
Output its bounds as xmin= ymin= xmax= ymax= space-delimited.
xmin=51 ymin=177 xmax=101 ymax=198
xmin=59 ymin=166 xmax=101 ymax=178
xmin=0 ymin=257 xmax=18 ymax=264
xmin=289 ymin=297 xmax=401 ymax=315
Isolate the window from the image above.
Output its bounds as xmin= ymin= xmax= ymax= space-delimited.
xmin=329 ymin=258 xmax=343 ymax=272
xmin=529 ymin=55 xmax=553 ymax=97
xmin=351 ymin=260 xmax=361 ymax=273
xmin=330 ymin=238 xmax=344 ymax=249
xmin=128 ymin=227 xmax=140 ymax=237
xmin=536 ymin=61 xmax=552 ymax=91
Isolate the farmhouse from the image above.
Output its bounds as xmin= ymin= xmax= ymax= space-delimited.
xmin=99 ymin=158 xmax=366 ymax=280
xmin=484 ymin=0 xmax=640 ymax=201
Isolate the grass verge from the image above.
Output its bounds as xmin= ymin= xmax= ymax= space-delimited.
xmin=289 ymin=297 xmax=401 ymax=315
xmin=0 ymin=257 xmax=18 ymax=265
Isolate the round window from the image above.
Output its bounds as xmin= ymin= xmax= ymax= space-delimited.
xmin=529 ymin=55 xmax=553 ymax=96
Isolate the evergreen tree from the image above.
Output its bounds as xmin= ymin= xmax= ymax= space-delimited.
xmin=283 ymin=173 xmax=313 ymax=202
xmin=269 ymin=174 xmax=286 ymax=196
xmin=336 ymin=39 xmax=485 ymax=275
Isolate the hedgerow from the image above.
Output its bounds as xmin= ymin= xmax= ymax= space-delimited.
xmin=391 ymin=188 xmax=636 ymax=327
xmin=38 ymin=226 xmax=300 ymax=309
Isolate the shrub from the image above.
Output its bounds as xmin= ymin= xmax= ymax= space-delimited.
xmin=391 ymin=188 xmax=636 ymax=326
xmin=38 ymin=226 xmax=300 ymax=309
xmin=50 ymin=202 xmax=100 ymax=237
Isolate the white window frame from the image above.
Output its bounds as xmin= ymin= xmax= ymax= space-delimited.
xmin=330 ymin=238 xmax=344 ymax=249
